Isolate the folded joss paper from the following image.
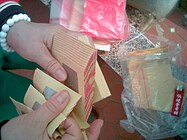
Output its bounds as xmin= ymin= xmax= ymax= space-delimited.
xmin=51 ymin=28 xmax=98 ymax=122
xmin=11 ymin=69 xmax=82 ymax=138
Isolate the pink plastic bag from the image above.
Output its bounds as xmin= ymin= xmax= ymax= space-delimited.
xmin=50 ymin=0 xmax=129 ymax=40
xmin=81 ymin=0 xmax=129 ymax=40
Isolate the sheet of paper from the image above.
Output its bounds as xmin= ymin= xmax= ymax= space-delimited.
xmin=24 ymin=85 xmax=46 ymax=110
xmin=10 ymin=97 xmax=33 ymax=115
xmin=93 ymin=61 xmax=111 ymax=103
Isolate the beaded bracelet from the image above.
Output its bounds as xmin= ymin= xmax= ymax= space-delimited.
xmin=0 ymin=13 xmax=31 ymax=52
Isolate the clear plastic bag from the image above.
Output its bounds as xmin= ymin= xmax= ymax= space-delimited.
xmin=119 ymin=35 xmax=187 ymax=139
xmin=50 ymin=0 xmax=84 ymax=31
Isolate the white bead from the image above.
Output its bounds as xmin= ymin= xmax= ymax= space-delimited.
xmin=18 ymin=13 xmax=24 ymax=20
xmin=7 ymin=49 xmax=11 ymax=52
xmin=7 ymin=19 xmax=14 ymax=26
xmin=3 ymin=47 xmax=10 ymax=52
xmin=0 ymin=38 xmax=6 ymax=43
xmin=12 ymin=15 xmax=19 ymax=22
xmin=1 ymin=13 xmax=30 ymax=53
xmin=10 ymin=49 xmax=14 ymax=52
xmin=0 ymin=31 xmax=7 ymax=38
xmin=23 ymin=14 xmax=29 ymax=21
xmin=5 ymin=47 xmax=12 ymax=52
xmin=10 ymin=48 xmax=14 ymax=52
xmin=2 ymin=24 xmax=10 ymax=32
xmin=2 ymin=44 xmax=8 ymax=49
xmin=27 ymin=17 xmax=31 ymax=22
xmin=1 ymin=42 xmax=7 ymax=47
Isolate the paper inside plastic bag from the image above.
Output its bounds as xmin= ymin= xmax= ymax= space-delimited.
xmin=119 ymin=35 xmax=187 ymax=139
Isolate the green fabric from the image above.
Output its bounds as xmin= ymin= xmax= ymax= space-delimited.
xmin=0 ymin=103 xmax=20 ymax=122
xmin=0 ymin=48 xmax=38 ymax=70
xmin=0 ymin=70 xmax=32 ymax=122
xmin=0 ymin=48 xmax=39 ymax=123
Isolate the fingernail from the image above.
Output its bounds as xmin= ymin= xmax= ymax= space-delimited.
xmin=56 ymin=91 xmax=68 ymax=104
xmin=55 ymin=69 xmax=67 ymax=81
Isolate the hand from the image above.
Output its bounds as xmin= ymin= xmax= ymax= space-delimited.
xmin=7 ymin=21 xmax=67 ymax=82
xmin=1 ymin=91 xmax=103 ymax=140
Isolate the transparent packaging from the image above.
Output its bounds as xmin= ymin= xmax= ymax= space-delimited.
xmin=119 ymin=35 xmax=187 ymax=139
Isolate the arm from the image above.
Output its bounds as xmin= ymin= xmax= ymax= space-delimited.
xmin=0 ymin=1 xmax=67 ymax=81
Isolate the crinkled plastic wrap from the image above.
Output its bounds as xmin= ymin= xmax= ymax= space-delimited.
xmin=119 ymin=37 xmax=187 ymax=139
xmin=50 ymin=0 xmax=129 ymax=40
xmin=81 ymin=0 xmax=129 ymax=40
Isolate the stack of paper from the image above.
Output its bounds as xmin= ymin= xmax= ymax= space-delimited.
xmin=51 ymin=29 xmax=97 ymax=122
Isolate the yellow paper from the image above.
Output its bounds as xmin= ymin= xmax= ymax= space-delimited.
xmin=10 ymin=97 xmax=33 ymax=115
xmin=33 ymin=68 xmax=82 ymax=137
xmin=24 ymin=85 xmax=46 ymax=109
xmin=93 ymin=61 xmax=111 ymax=103
xmin=126 ymin=47 xmax=187 ymax=112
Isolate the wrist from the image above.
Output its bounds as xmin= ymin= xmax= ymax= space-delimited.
xmin=0 ymin=14 xmax=31 ymax=52
xmin=0 ymin=1 xmax=30 ymax=52
xmin=6 ymin=20 xmax=29 ymax=50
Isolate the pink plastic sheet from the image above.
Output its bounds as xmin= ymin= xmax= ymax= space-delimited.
xmin=50 ymin=0 xmax=129 ymax=40
xmin=81 ymin=0 xmax=129 ymax=40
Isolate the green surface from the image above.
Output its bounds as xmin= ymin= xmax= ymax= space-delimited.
xmin=0 ymin=48 xmax=38 ymax=122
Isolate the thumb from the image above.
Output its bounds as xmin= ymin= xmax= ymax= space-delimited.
xmin=35 ymin=91 xmax=70 ymax=124
xmin=35 ymin=44 xmax=67 ymax=82
xmin=87 ymin=119 xmax=103 ymax=140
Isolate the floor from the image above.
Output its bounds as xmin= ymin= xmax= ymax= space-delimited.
xmin=14 ymin=0 xmax=187 ymax=140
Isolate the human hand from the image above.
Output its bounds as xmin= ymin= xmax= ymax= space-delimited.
xmin=1 ymin=91 xmax=103 ymax=140
xmin=7 ymin=21 xmax=67 ymax=82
